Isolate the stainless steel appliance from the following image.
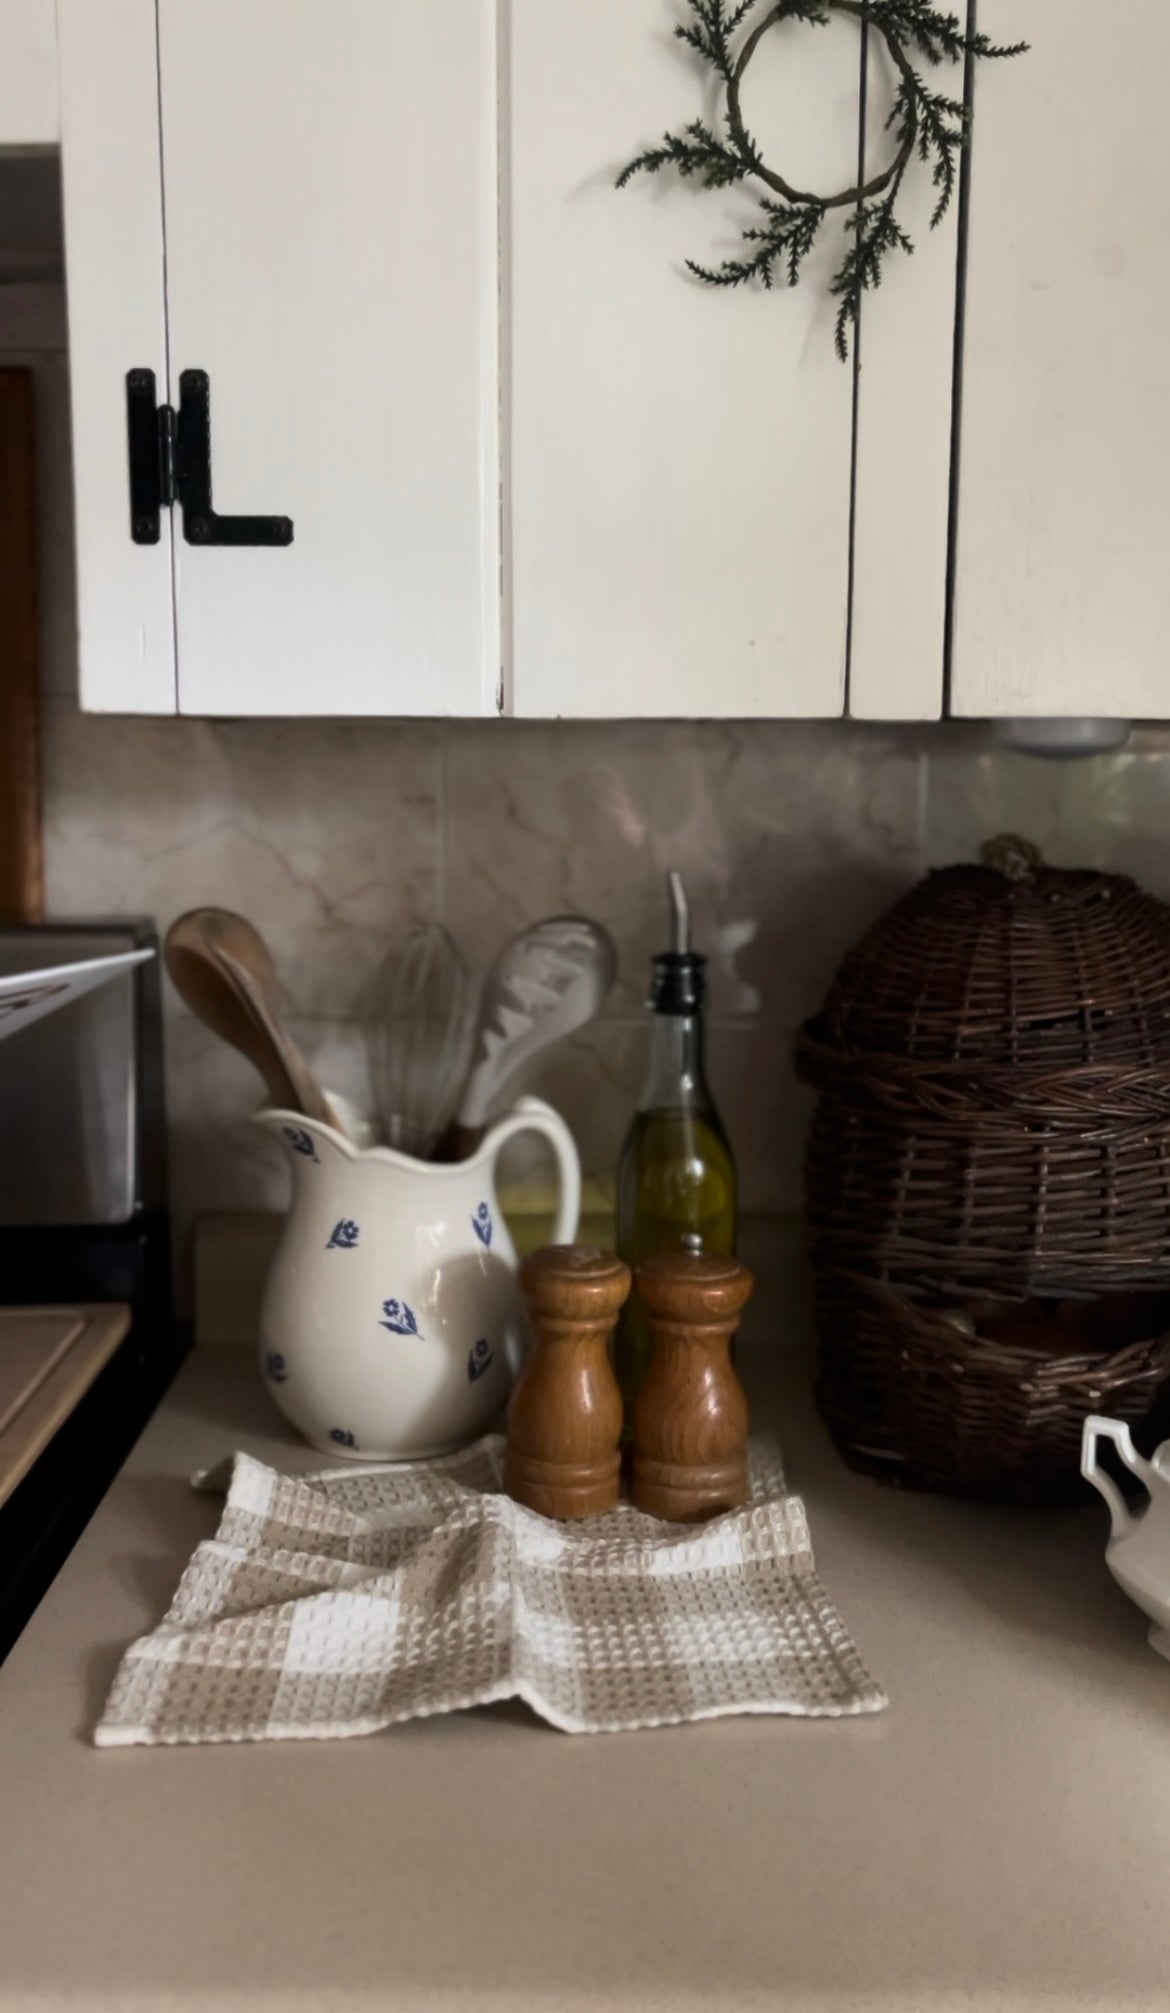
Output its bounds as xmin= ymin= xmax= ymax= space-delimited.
xmin=0 ymin=920 xmax=182 ymax=1661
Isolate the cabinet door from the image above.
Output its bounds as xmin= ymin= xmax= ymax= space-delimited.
xmin=849 ymin=29 xmax=958 ymax=723
xmin=59 ymin=0 xmax=176 ymax=714
xmin=508 ymin=0 xmax=861 ymax=719
xmin=952 ymin=0 xmax=1170 ymax=718
xmin=156 ymin=0 xmax=498 ymax=717
xmin=507 ymin=1 xmax=956 ymax=720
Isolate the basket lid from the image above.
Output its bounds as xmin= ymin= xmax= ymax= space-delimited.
xmin=816 ymin=836 xmax=1170 ymax=1065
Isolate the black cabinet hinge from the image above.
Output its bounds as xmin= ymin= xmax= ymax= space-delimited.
xmin=126 ymin=368 xmax=293 ymax=548
xmin=126 ymin=368 xmax=168 ymax=542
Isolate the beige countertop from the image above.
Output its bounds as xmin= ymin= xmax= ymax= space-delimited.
xmin=2 ymin=1327 xmax=1169 ymax=2013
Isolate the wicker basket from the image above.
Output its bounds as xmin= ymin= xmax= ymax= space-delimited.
xmin=796 ymin=837 xmax=1170 ymax=1503
xmin=814 ymin=1272 xmax=1170 ymax=1503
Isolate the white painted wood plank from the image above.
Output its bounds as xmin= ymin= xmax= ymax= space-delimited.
xmin=508 ymin=1 xmax=860 ymax=719
xmin=953 ymin=0 xmax=1170 ymax=719
xmin=0 ymin=0 xmax=57 ymax=145
xmin=57 ymin=0 xmax=175 ymax=714
xmin=849 ymin=25 xmax=957 ymax=721
xmin=158 ymin=0 xmax=498 ymax=719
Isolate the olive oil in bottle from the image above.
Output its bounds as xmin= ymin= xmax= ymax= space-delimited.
xmin=614 ymin=872 xmax=737 ymax=1422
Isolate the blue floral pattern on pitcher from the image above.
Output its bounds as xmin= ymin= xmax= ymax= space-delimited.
xmin=471 ymin=1202 xmax=493 ymax=1249
xmin=380 ymin=1299 xmax=421 ymax=1337
xmin=264 ymin=1350 xmax=288 ymax=1384
xmin=326 ymin=1218 xmax=360 ymax=1251
xmin=283 ymin=1125 xmax=318 ymax=1162
xmin=467 ymin=1338 xmax=494 ymax=1383
xmin=330 ymin=1428 xmax=357 ymax=1448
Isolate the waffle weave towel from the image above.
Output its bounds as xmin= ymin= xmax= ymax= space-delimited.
xmin=95 ymin=1435 xmax=886 ymax=1746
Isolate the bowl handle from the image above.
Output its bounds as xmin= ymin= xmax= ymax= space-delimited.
xmin=481 ymin=1097 xmax=582 ymax=1246
xmin=1082 ymin=1416 xmax=1155 ymax=1539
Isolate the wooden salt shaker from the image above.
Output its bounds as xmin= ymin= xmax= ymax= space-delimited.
xmin=631 ymin=1253 xmax=753 ymax=1522
xmin=504 ymin=1245 xmax=630 ymax=1520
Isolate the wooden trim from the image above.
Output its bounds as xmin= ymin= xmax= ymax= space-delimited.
xmin=0 ymin=1306 xmax=133 ymax=1509
xmin=0 ymin=368 xmax=42 ymax=922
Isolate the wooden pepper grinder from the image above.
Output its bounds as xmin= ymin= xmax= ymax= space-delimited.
xmin=504 ymin=1246 xmax=630 ymax=1519
xmin=631 ymin=1253 xmax=753 ymax=1522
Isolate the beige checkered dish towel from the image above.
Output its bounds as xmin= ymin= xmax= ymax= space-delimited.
xmin=95 ymin=1435 xmax=886 ymax=1746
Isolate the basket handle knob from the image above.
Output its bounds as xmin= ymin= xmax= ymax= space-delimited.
xmin=980 ymin=834 xmax=1043 ymax=882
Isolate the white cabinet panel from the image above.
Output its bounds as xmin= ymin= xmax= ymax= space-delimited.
xmin=58 ymin=0 xmax=175 ymax=714
xmin=953 ymin=0 xmax=1170 ymax=718
xmin=849 ymin=25 xmax=957 ymax=722
xmin=0 ymin=0 xmax=57 ymax=144
xmin=158 ymin=0 xmax=498 ymax=717
xmin=508 ymin=1 xmax=861 ymax=719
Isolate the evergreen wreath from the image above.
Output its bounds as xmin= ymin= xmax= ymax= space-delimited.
xmin=617 ymin=0 xmax=1027 ymax=359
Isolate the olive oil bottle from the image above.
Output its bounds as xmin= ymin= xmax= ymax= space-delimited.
xmin=614 ymin=872 xmax=736 ymax=1422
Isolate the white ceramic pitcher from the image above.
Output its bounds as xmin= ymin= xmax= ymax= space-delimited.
xmin=1082 ymin=1415 xmax=1170 ymax=1661
xmin=256 ymin=1095 xmax=581 ymax=1460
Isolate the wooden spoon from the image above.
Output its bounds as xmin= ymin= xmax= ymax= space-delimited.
xmin=164 ymin=908 xmax=337 ymax=1128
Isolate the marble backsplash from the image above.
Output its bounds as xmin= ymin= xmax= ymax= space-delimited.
xmin=13 ymin=279 xmax=1170 ymax=1302
xmin=42 ymin=706 xmax=921 ymax=1235
xmin=42 ymin=705 xmax=1170 ymax=1298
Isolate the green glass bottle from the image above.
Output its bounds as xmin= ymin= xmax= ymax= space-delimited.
xmin=614 ymin=872 xmax=737 ymax=1424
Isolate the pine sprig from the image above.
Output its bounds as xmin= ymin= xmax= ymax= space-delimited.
xmin=689 ymin=198 xmax=826 ymax=290
xmin=675 ymin=0 xmax=765 ymax=79
xmin=912 ymin=82 xmax=969 ymax=225
xmin=616 ymin=117 xmax=757 ymax=190
xmin=831 ymin=185 xmax=914 ymax=360
xmin=870 ymin=0 xmax=1027 ymax=65
xmin=617 ymin=0 xmax=1028 ymax=357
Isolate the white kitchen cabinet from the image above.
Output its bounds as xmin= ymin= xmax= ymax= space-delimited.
xmin=952 ymin=0 xmax=1170 ymax=719
xmin=507 ymin=1 xmax=954 ymax=720
xmin=36 ymin=0 xmax=1168 ymax=724
xmin=50 ymin=0 xmax=959 ymax=721
xmin=60 ymin=0 xmax=499 ymax=717
xmin=508 ymin=0 xmax=855 ymax=718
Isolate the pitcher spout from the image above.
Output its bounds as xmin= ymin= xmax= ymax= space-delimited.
xmin=253 ymin=1096 xmax=380 ymax=1163
xmin=254 ymin=1107 xmax=349 ymax=1169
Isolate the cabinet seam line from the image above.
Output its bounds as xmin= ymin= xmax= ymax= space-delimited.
xmin=150 ymin=0 xmax=179 ymax=713
xmin=942 ymin=0 xmax=979 ymax=720
xmin=843 ymin=6 xmax=869 ymax=721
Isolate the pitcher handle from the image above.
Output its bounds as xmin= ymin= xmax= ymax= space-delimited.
xmin=481 ymin=1097 xmax=582 ymax=1246
xmin=1082 ymin=1416 xmax=1154 ymax=1540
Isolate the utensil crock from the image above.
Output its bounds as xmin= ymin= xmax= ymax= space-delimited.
xmin=256 ymin=1095 xmax=581 ymax=1460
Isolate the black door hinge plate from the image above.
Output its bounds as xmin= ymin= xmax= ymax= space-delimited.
xmin=126 ymin=367 xmax=167 ymax=543
xmin=126 ymin=368 xmax=293 ymax=548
